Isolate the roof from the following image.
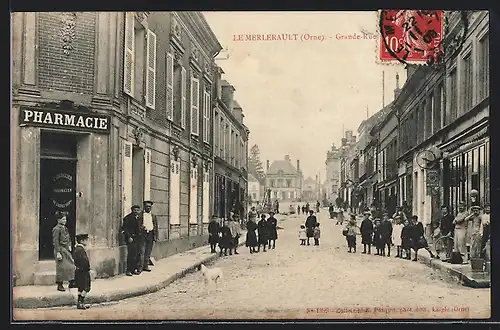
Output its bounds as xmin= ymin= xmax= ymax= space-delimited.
xmin=267 ymin=160 xmax=298 ymax=175
xmin=304 ymin=177 xmax=316 ymax=183
xmin=248 ymin=173 xmax=259 ymax=182
xmin=233 ymin=100 xmax=242 ymax=109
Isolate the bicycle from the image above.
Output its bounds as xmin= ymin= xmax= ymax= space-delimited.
xmin=433 ymin=233 xmax=454 ymax=261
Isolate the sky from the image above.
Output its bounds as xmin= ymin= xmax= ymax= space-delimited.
xmin=203 ymin=11 xmax=408 ymax=181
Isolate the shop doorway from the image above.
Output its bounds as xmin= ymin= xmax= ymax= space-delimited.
xmin=39 ymin=132 xmax=78 ymax=260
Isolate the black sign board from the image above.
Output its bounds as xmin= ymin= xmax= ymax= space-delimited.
xmin=19 ymin=107 xmax=111 ymax=134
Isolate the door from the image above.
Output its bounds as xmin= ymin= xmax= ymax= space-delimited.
xmin=39 ymin=159 xmax=77 ymax=260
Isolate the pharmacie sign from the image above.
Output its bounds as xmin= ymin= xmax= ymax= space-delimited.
xmin=19 ymin=108 xmax=111 ymax=134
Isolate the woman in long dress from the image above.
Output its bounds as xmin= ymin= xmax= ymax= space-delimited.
xmin=257 ymin=214 xmax=269 ymax=252
xmin=52 ymin=213 xmax=76 ymax=292
xmin=208 ymin=216 xmax=220 ymax=253
xmin=245 ymin=218 xmax=258 ymax=254
xmin=392 ymin=216 xmax=404 ymax=258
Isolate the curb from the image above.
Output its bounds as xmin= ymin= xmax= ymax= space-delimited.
xmin=417 ymin=253 xmax=490 ymax=289
xmin=14 ymin=238 xmax=247 ymax=309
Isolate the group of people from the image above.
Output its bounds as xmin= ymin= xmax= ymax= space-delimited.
xmin=245 ymin=208 xmax=279 ymax=253
xmin=51 ymin=213 xmax=92 ymax=309
xmin=208 ymin=213 xmax=242 ymax=256
xmin=121 ymin=201 xmax=159 ymax=276
xmin=298 ymin=210 xmax=321 ymax=246
xmin=343 ymin=210 xmax=438 ymax=261
xmin=296 ymin=201 xmax=321 ymax=215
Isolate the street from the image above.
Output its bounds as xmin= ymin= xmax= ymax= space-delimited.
xmin=14 ymin=210 xmax=490 ymax=320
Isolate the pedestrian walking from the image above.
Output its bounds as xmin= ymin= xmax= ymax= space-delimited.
xmin=316 ymin=201 xmax=320 ymax=213
xmin=122 ymin=205 xmax=141 ymax=276
xmin=257 ymin=214 xmax=269 ymax=252
xmin=401 ymin=219 xmax=412 ymax=259
xmin=313 ymin=223 xmax=321 ymax=245
xmin=345 ymin=215 xmax=359 ymax=253
xmin=409 ymin=215 xmax=437 ymax=261
xmin=267 ymin=211 xmax=278 ymax=249
xmin=336 ymin=209 xmax=345 ymax=225
xmin=208 ymin=215 xmax=220 ymax=253
xmin=73 ymin=233 xmax=91 ymax=310
xmin=305 ymin=210 xmax=317 ymax=246
xmin=218 ymin=219 xmax=232 ymax=257
xmin=245 ymin=217 xmax=258 ymax=254
xmin=360 ymin=211 xmax=374 ymax=254
xmin=392 ymin=215 xmax=404 ymax=258
xmin=373 ymin=218 xmax=383 ymax=255
xmin=380 ymin=213 xmax=393 ymax=257
xmin=52 ymin=213 xmax=76 ymax=292
xmin=329 ymin=203 xmax=334 ymax=219
xmin=297 ymin=205 xmax=301 ymax=215
xmin=299 ymin=225 xmax=307 ymax=245
xmin=453 ymin=202 xmax=469 ymax=262
xmin=229 ymin=214 xmax=241 ymax=255
xmin=137 ymin=200 xmax=158 ymax=273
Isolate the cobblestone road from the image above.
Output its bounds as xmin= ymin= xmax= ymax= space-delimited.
xmin=15 ymin=210 xmax=490 ymax=320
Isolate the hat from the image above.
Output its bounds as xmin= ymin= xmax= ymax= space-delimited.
xmin=131 ymin=205 xmax=141 ymax=210
xmin=211 ymin=214 xmax=218 ymax=219
xmin=269 ymin=210 xmax=275 ymax=214
xmin=471 ymin=205 xmax=482 ymax=210
xmin=143 ymin=200 xmax=154 ymax=206
xmin=394 ymin=215 xmax=401 ymax=219
xmin=76 ymin=233 xmax=89 ymax=242
xmin=363 ymin=210 xmax=371 ymax=215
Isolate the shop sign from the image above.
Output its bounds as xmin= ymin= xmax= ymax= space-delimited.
xmin=426 ymin=169 xmax=440 ymax=188
xmin=20 ymin=108 xmax=111 ymax=134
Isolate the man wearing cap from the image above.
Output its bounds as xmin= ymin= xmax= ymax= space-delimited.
xmin=453 ymin=202 xmax=469 ymax=262
xmin=73 ymin=233 xmax=91 ymax=310
xmin=138 ymin=200 xmax=159 ymax=273
xmin=122 ymin=205 xmax=142 ymax=276
xmin=228 ymin=213 xmax=241 ymax=255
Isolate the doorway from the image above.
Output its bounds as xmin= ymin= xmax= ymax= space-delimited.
xmin=39 ymin=132 xmax=78 ymax=260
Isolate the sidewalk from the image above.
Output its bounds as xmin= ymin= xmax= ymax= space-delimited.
xmin=416 ymin=249 xmax=490 ymax=288
xmin=13 ymin=234 xmax=247 ymax=309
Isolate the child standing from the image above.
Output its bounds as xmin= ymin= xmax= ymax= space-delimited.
xmin=73 ymin=233 xmax=91 ymax=310
xmin=401 ymin=219 xmax=412 ymax=260
xmin=345 ymin=215 xmax=360 ymax=253
xmin=299 ymin=225 xmax=307 ymax=245
xmin=313 ymin=223 xmax=321 ymax=246
xmin=392 ymin=216 xmax=404 ymax=258
xmin=373 ymin=219 xmax=383 ymax=255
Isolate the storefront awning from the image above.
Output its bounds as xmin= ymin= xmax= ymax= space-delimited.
xmin=441 ymin=125 xmax=488 ymax=154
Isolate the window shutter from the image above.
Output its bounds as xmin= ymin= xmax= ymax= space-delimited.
xmin=166 ymin=53 xmax=174 ymax=121
xmin=189 ymin=167 xmax=198 ymax=224
xmin=203 ymin=170 xmax=210 ymax=223
xmin=122 ymin=141 xmax=133 ymax=218
xmin=144 ymin=149 xmax=151 ymax=201
xmin=123 ymin=13 xmax=135 ymax=96
xmin=145 ymin=29 xmax=157 ymax=109
xmin=170 ymin=161 xmax=180 ymax=225
xmin=181 ymin=67 xmax=187 ymax=128
xmin=203 ymin=90 xmax=210 ymax=143
xmin=190 ymin=78 xmax=199 ymax=136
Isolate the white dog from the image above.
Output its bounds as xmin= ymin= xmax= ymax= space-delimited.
xmin=197 ymin=263 xmax=223 ymax=294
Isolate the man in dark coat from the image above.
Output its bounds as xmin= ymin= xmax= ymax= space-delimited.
xmin=305 ymin=210 xmax=318 ymax=246
xmin=218 ymin=219 xmax=232 ymax=257
xmin=122 ymin=205 xmax=142 ymax=276
xmin=208 ymin=215 xmax=220 ymax=253
xmin=73 ymin=233 xmax=91 ymax=310
xmin=257 ymin=214 xmax=269 ymax=252
xmin=328 ymin=203 xmax=334 ymax=219
xmin=137 ymin=200 xmax=159 ymax=273
xmin=379 ymin=213 xmax=393 ymax=257
xmin=267 ymin=211 xmax=278 ymax=249
xmin=409 ymin=215 xmax=437 ymax=261
xmin=245 ymin=217 xmax=258 ymax=254
xmin=360 ymin=211 xmax=374 ymax=254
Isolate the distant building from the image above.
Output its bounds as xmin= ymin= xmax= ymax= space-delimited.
xmin=302 ymin=176 xmax=318 ymax=201
xmin=265 ymin=155 xmax=302 ymax=201
xmin=248 ymin=173 xmax=261 ymax=204
xmin=325 ymin=143 xmax=341 ymax=202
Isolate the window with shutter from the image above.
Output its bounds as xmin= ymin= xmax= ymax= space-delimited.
xmin=144 ymin=149 xmax=151 ymax=200
xmin=181 ymin=67 xmax=187 ymax=128
xmin=203 ymin=90 xmax=210 ymax=143
xmin=123 ymin=13 xmax=135 ymax=96
xmin=166 ymin=53 xmax=174 ymax=120
xmin=190 ymin=77 xmax=200 ymax=136
xmin=189 ymin=167 xmax=198 ymax=224
xmin=145 ymin=29 xmax=157 ymax=109
xmin=122 ymin=141 xmax=133 ymax=218
xmin=170 ymin=161 xmax=181 ymax=225
xmin=203 ymin=170 xmax=210 ymax=223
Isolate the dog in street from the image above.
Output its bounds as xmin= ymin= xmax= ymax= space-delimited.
xmin=197 ymin=263 xmax=223 ymax=294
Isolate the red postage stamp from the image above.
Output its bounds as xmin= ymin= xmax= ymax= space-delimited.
xmin=379 ymin=10 xmax=444 ymax=63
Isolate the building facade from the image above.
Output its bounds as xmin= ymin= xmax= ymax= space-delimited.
xmin=301 ymin=176 xmax=318 ymax=201
xmin=213 ymin=75 xmax=249 ymax=219
xmin=325 ymin=143 xmax=341 ymax=202
xmin=265 ymin=156 xmax=302 ymax=201
xmin=247 ymin=173 xmax=260 ymax=205
xmin=11 ymin=12 xmax=223 ymax=285
xmin=338 ymin=130 xmax=357 ymax=208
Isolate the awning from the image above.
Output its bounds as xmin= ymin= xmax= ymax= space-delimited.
xmin=441 ymin=125 xmax=488 ymax=154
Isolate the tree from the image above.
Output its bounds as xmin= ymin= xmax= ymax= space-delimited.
xmin=248 ymin=144 xmax=266 ymax=182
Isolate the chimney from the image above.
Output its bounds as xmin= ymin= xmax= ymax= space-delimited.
xmin=285 ymin=155 xmax=291 ymax=162
xmin=233 ymin=101 xmax=243 ymax=124
xmin=394 ymin=73 xmax=401 ymax=99
xmin=266 ymin=160 xmax=270 ymax=170
xmin=297 ymin=160 xmax=300 ymax=171
xmin=221 ymin=80 xmax=235 ymax=111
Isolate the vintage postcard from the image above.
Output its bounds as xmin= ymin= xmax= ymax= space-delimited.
xmin=11 ymin=10 xmax=490 ymax=321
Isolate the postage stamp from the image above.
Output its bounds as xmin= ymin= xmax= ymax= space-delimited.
xmin=11 ymin=10 xmax=490 ymax=322
xmin=379 ymin=10 xmax=444 ymax=64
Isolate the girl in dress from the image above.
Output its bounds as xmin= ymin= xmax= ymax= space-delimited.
xmin=298 ymin=225 xmax=307 ymax=245
xmin=392 ymin=215 xmax=404 ymax=258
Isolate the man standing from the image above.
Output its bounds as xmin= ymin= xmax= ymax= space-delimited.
xmin=305 ymin=210 xmax=318 ymax=246
xmin=138 ymin=200 xmax=159 ymax=273
xmin=360 ymin=211 xmax=374 ymax=254
xmin=122 ymin=205 xmax=141 ymax=276
xmin=439 ymin=205 xmax=454 ymax=261
xmin=229 ymin=213 xmax=241 ymax=255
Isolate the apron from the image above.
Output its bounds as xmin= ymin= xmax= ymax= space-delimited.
xmin=56 ymin=248 xmax=76 ymax=282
